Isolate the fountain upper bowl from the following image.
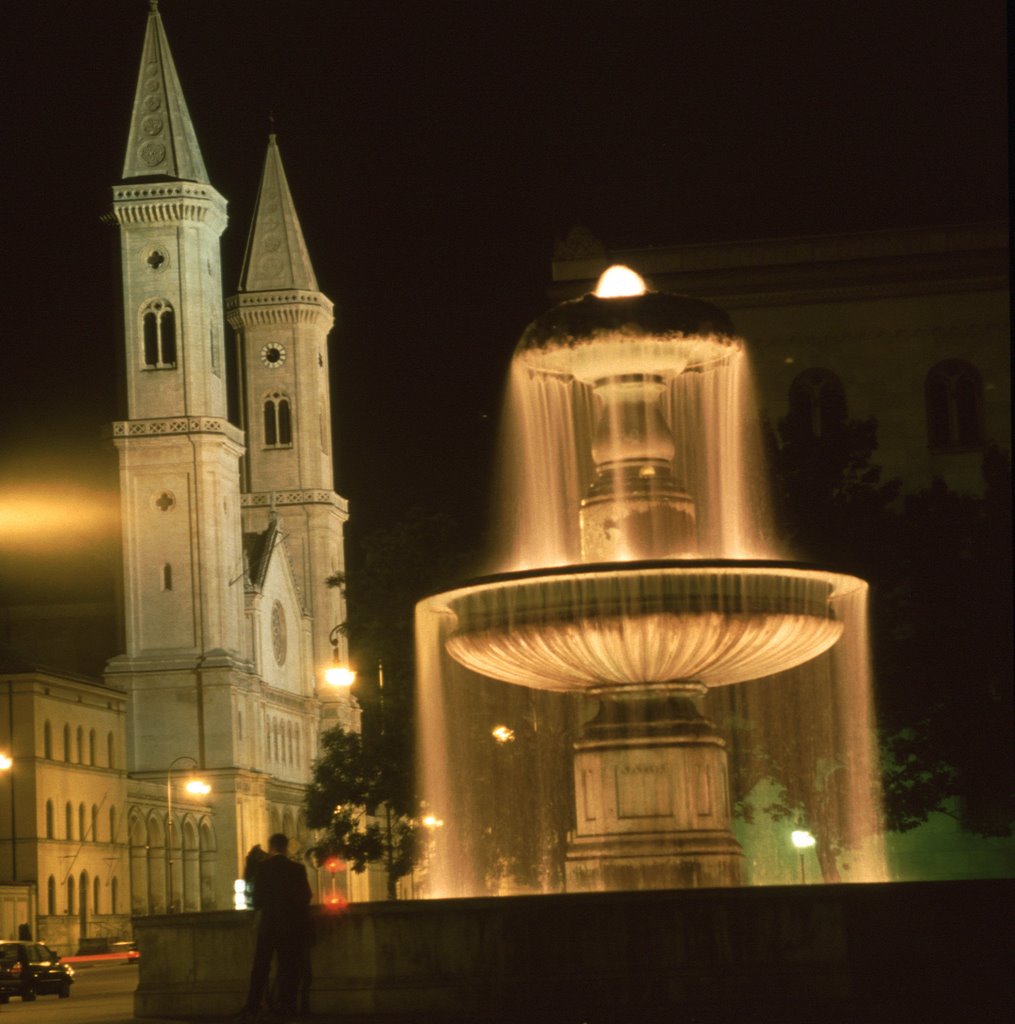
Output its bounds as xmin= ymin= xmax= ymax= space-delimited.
xmin=432 ymin=560 xmax=865 ymax=693
xmin=516 ymin=292 xmax=740 ymax=381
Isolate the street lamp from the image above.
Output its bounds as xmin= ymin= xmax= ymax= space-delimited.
xmin=166 ymin=756 xmax=211 ymax=913
xmin=323 ymin=657 xmax=398 ymax=898
xmin=790 ymin=828 xmax=816 ymax=884
xmin=0 ymin=752 xmax=13 ymax=881
xmin=324 ymin=624 xmax=357 ymax=688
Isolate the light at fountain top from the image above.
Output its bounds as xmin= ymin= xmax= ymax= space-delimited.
xmin=595 ymin=265 xmax=647 ymax=298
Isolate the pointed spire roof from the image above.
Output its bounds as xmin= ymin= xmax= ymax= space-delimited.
xmin=238 ymin=135 xmax=319 ymax=293
xmin=122 ymin=1 xmax=209 ymax=183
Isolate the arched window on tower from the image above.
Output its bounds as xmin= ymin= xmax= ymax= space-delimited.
xmin=45 ymin=800 xmax=54 ymax=839
xmin=141 ymin=299 xmax=177 ymax=368
xmin=43 ymin=721 xmax=52 ymax=759
xmin=47 ymin=876 xmax=56 ymax=916
xmin=926 ymin=359 xmax=984 ymax=451
xmin=788 ymin=368 xmax=847 ymax=439
xmin=263 ymin=393 xmax=293 ymax=448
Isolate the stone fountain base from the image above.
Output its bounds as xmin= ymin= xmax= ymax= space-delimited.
xmin=566 ymin=694 xmax=744 ymax=891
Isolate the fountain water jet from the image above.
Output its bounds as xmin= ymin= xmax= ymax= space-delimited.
xmin=417 ymin=267 xmax=885 ymax=895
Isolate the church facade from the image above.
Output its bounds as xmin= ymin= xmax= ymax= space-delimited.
xmin=106 ymin=2 xmax=360 ymax=921
xmin=1 ymin=3 xmax=358 ymax=950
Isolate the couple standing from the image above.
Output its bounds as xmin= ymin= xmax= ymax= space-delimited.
xmin=238 ymin=833 xmax=313 ymax=1022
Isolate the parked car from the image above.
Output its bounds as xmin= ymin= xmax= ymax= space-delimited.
xmin=0 ymin=941 xmax=74 ymax=1001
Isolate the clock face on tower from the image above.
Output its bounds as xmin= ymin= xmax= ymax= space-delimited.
xmin=260 ymin=343 xmax=286 ymax=368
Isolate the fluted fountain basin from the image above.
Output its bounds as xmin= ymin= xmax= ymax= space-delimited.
xmin=437 ymin=560 xmax=865 ymax=692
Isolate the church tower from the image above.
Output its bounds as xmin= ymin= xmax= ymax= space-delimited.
xmin=105 ymin=3 xmax=257 ymax=913
xmin=227 ymin=136 xmax=351 ymax=707
xmin=106 ymin=1 xmax=247 ymax=753
xmin=103 ymin=4 xmax=355 ymax=916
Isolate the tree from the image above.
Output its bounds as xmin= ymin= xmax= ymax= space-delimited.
xmin=304 ymin=725 xmax=418 ymax=899
xmin=877 ymin=445 xmax=1013 ymax=837
xmin=307 ymin=508 xmax=478 ymax=895
xmin=762 ymin=404 xmax=1014 ymax=846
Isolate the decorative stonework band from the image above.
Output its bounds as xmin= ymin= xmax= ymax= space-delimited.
xmin=242 ymin=490 xmax=347 ymax=511
xmin=110 ymin=416 xmax=245 ymax=445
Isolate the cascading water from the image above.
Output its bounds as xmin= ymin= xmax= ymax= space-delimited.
xmin=416 ymin=267 xmax=886 ymax=897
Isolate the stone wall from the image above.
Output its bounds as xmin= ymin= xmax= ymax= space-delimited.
xmin=134 ymin=879 xmax=1013 ymax=1022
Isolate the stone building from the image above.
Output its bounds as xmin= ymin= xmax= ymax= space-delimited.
xmin=551 ymin=223 xmax=1009 ymax=495
xmin=1 ymin=3 xmax=361 ymax=946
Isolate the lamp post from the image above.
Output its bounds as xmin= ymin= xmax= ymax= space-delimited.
xmin=790 ymin=828 xmax=816 ymax=884
xmin=0 ymin=751 xmax=13 ymax=882
xmin=324 ymin=625 xmax=356 ymax=688
xmin=323 ymin=656 xmax=398 ymax=898
xmin=166 ymin=756 xmax=211 ymax=913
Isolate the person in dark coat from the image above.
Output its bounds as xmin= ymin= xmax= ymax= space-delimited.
xmin=239 ymin=833 xmax=312 ymax=1021
xmin=242 ymin=844 xmax=267 ymax=908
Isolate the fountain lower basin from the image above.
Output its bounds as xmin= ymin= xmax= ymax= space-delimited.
xmin=440 ymin=560 xmax=864 ymax=692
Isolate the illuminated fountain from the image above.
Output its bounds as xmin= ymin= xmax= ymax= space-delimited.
xmin=417 ymin=267 xmax=884 ymax=894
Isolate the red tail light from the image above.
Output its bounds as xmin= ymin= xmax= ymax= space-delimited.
xmin=10 ymin=961 xmax=21 ymax=976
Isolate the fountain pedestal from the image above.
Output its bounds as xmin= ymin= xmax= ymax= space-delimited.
xmin=566 ymin=692 xmax=743 ymax=891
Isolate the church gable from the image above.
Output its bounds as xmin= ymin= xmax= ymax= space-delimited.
xmin=245 ymin=523 xmax=311 ymax=697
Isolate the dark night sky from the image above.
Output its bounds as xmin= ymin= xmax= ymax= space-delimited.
xmin=1 ymin=0 xmax=1007 ymax=577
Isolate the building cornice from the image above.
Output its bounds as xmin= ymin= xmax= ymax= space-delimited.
xmin=107 ymin=181 xmax=228 ymax=232
xmin=551 ymin=223 xmax=1010 ymax=307
xmin=225 ymin=290 xmax=334 ymax=329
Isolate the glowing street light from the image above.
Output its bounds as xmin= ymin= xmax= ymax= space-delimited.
xmin=791 ymin=828 xmax=816 ymax=884
xmin=325 ymin=664 xmax=357 ymax=688
xmin=0 ymin=751 xmax=13 ymax=881
xmin=491 ymin=725 xmax=515 ymax=744
xmin=324 ymin=624 xmax=357 ymax=687
xmin=166 ymin=756 xmax=211 ymax=913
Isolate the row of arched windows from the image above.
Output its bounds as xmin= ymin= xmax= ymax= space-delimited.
xmin=45 ymin=873 xmax=119 ymax=917
xmin=787 ymin=359 xmax=985 ymax=450
xmin=44 ymin=800 xmax=117 ymax=843
xmin=42 ymin=722 xmax=116 ymax=768
xmin=129 ymin=809 xmax=216 ymax=915
xmin=266 ymin=716 xmax=301 ymax=767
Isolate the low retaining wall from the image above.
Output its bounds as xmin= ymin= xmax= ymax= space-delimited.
xmin=134 ymin=879 xmax=1013 ymax=1022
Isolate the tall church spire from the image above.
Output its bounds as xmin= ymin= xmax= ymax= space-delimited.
xmin=227 ymin=135 xmax=348 ymax=690
xmin=122 ymin=1 xmax=208 ymax=182
xmin=238 ymin=135 xmax=319 ymax=292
